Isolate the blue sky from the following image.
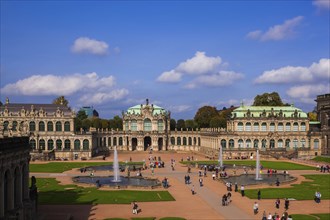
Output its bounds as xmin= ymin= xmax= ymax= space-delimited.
xmin=1 ymin=1 xmax=329 ymax=119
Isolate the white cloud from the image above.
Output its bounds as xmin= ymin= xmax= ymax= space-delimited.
xmin=168 ymin=105 xmax=192 ymax=113
xmin=71 ymin=37 xmax=109 ymax=55
xmin=287 ymin=84 xmax=330 ymax=103
xmin=79 ymin=89 xmax=129 ymax=105
xmin=313 ymin=0 xmax=330 ymax=10
xmin=157 ymin=70 xmax=182 ymax=83
xmin=176 ymin=51 xmax=221 ymax=75
xmin=186 ymin=71 xmax=244 ymax=88
xmin=255 ymin=58 xmax=330 ymax=84
xmin=247 ymin=16 xmax=303 ymax=41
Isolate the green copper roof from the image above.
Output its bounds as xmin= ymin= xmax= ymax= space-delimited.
xmin=231 ymin=105 xmax=308 ymax=118
xmin=126 ymin=104 xmax=167 ymax=116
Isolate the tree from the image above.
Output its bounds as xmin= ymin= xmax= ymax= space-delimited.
xmin=176 ymin=119 xmax=186 ymax=130
xmin=194 ymin=106 xmax=219 ymax=128
xmin=308 ymin=112 xmax=317 ymax=121
xmin=76 ymin=110 xmax=88 ymax=121
xmin=210 ymin=116 xmax=227 ymax=128
xmin=253 ymin=92 xmax=284 ymax=106
xmin=52 ymin=96 xmax=69 ymax=107
xmin=91 ymin=118 xmax=102 ymax=129
xmin=170 ymin=119 xmax=176 ymax=131
xmin=81 ymin=118 xmax=91 ymax=131
xmin=100 ymin=119 xmax=109 ymax=129
xmin=109 ymin=115 xmax=123 ymax=130
xmin=185 ymin=119 xmax=197 ymax=130
xmin=74 ymin=118 xmax=82 ymax=132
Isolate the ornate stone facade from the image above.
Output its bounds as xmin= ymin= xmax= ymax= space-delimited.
xmin=0 ymin=137 xmax=36 ymax=220
xmin=315 ymin=94 xmax=330 ymax=155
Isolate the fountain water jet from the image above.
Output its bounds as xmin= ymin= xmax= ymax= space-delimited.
xmin=255 ymin=149 xmax=263 ymax=180
xmin=218 ymin=147 xmax=223 ymax=168
xmin=112 ymin=147 xmax=121 ymax=182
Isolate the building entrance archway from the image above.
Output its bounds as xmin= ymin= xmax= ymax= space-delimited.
xmin=144 ymin=136 xmax=152 ymax=151
xmin=132 ymin=138 xmax=137 ymax=151
xmin=158 ymin=138 xmax=163 ymax=151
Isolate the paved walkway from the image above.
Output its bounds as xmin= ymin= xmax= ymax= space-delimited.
xmin=35 ymin=151 xmax=330 ymax=220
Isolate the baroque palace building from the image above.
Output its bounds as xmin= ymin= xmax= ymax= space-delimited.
xmin=0 ymin=95 xmax=329 ymax=160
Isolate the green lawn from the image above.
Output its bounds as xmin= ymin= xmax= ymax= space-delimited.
xmin=312 ymin=156 xmax=330 ymax=164
xmin=30 ymin=161 xmax=143 ymax=173
xmin=37 ymin=178 xmax=174 ymax=204
xmin=290 ymin=214 xmax=316 ymax=220
xmin=104 ymin=218 xmax=186 ymax=220
xmin=312 ymin=213 xmax=330 ymax=220
xmin=244 ymin=175 xmax=330 ymax=200
xmin=182 ymin=160 xmax=315 ymax=170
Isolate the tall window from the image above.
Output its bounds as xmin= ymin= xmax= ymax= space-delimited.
xmin=229 ymin=139 xmax=234 ymax=148
xmin=56 ymin=121 xmax=62 ymax=131
xmin=301 ymin=139 xmax=306 ymax=148
xmin=56 ymin=139 xmax=62 ymax=150
xmin=183 ymin=137 xmax=187 ymax=145
xmin=261 ymin=123 xmax=267 ymax=131
xmin=74 ymin=139 xmax=81 ymax=150
xmin=270 ymin=123 xmax=275 ymax=132
xmin=171 ymin=137 xmax=175 ymax=145
xmin=64 ymin=139 xmax=71 ymax=150
xmin=262 ymin=139 xmax=267 ymax=148
xmin=12 ymin=121 xmax=17 ymax=131
xmin=254 ymin=139 xmax=259 ymax=148
xmin=313 ymin=139 xmax=319 ymax=149
xmin=108 ymin=137 xmax=112 ymax=146
xmin=270 ymin=139 xmax=275 ymax=148
xmin=293 ymin=122 xmax=299 ymax=132
xmin=245 ymin=122 xmax=251 ymax=131
xmin=285 ymin=123 xmax=291 ymax=131
xmin=301 ymin=122 xmax=306 ymax=131
xmin=48 ymin=139 xmax=54 ymax=150
xmin=293 ymin=139 xmax=298 ymax=148
xmin=285 ymin=139 xmax=291 ymax=148
xmin=177 ymin=137 xmax=181 ymax=145
xmin=158 ymin=119 xmax=164 ymax=131
xmin=39 ymin=121 xmax=45 ymax=131
xmin=39 ymin=139 xmax=46 ymax=150
xmin=278 ymin=139 xmax=283 ymax=148
xmin=125 ymin=121 xmax=129 ymax=131
xmin=238 ymin=139 xmax=243 ymax=148
xmin=3 ymin=121 xmax=9 ymax=130
xmin=29 ymin=121 xmax=36 ymax=131
xmin=237 ymin=122 xmax=243 ymax=131
xmin=30 ymin=139 xmax=36 ymax=150
xmin=83 ymin=139 xmax=89 ymax=150
xmin=221 ymin=139 xmax=226 ymax=148
xmin=188 ymin=137 xmax=192 ymax=145
xmin=278 ymin=123 xmax=283 ymax=131
xmin=64 ymin=121 xmax=70 ymax=131
xmin=131 ymin=120 xmax=137 ymax=131
xmin=253 ymin=123 xmax=259 ymax=131
xmin=119 ymin=137 xmax=123 ymax=146
xmin=47 ymin=121 xmax=54 ymax=131
xmin=246 ymin=139 xmax=251 ymax=148
xmin=144 ymin=118 xmax=152 ymax=131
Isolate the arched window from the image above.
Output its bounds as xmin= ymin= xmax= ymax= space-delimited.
xmin=30 ymin=139 xmax=36 ymax=150
xmin=39 ymin=139 xmax=46 ymax=150
xmin=237 ymin=122 xmax=243 ymax=131
xmin=253 ymin=123 xmax=259 ymax=131
xmin=113 ymin=137 xmax=117 ymax=146
xmin=29 ymin=121 xmax=36 ymax=132
xmin=245 ymin=122 xmax=251 ymax=131
xmin=108 ymin=137 xmax=112 ymax=146
xmin=39 ymin=121 xmax=45 ymax=131
xmin=261 ymin=139 xmax=267 ymax=148
xmin=301 ymin=139 xmax=306 ymax=148
xmin=83 ymin=139 xmax=89 ymax=150
xmin=3 ymin=121 xmax=9 ymax=130
xmin=254 ymin=139 xmax=259 ymax=148
xmin=293 ymin=122 xmax=299 ymax=132
xmin=188 ymin=137 xmax=192 ymax=145
xmin=285 ymin=123 xmax=291 ymax=131
xmin=183 ymin=137 xmax=187 ymax=145
xmin=47 ymin=121 xmax=54 ymax=131
xmin=313 ymin=139 xmax=319 ymax=149
xmin=125 ymin=121 xmax=129 ymax=131
xmin=56 ymin=139 xmax=62 ymax=150
xmin=144 ymin=118 xmax=152 ymax=131
xmin=270 ymin=139 xmax=275 ymax=148
xmin=198 ymin=137 xmax=201 ymax=146
xmin=293 ymin=138 xmax=298 ymax=148
xmin=238 ymin=139 xmax=243 ymax=148
xmin=270 ymin=123 xmax=275 ymax=132
xmin=131 ymin=120 xmax=137 ymax=131
xmin=171 ymin=137 xmax=175 ymax=145
xmin=158 ymin=119 xmax=164 ymax=131
xmin=64 ymin=121 xmax=70 ymax=131
xmin=48 ymin=139 xmax=54 ymax=150
xmin=12 ymin=121 xmax=18 ymax=131
xmin=64 ymin=139 xmax=71 ymax=150
xmin=246 ymin=139 xmax=251 ymax=148
xmin=261 ymin=123 xmax=267 ymax=132
xmin=119 ymin=137 xmax=123 ymax=146
xmin=56 ymin=121 xmax=62 ymax=131
xmin=193 ymin=137 xmax=197 ymax=145
xmin=229 ymin=139 xmax=234 ymax=148
xmin=301 ymin=122 xmax=306 ymax=131
xmin=285 ymin=139 xmax=291 ymax=148
xmin=177 ymin=137 xmax=181 ymax=145
xmin=278 ymin=139 xmax=283 ymax=148
xmin=74 ymin=139 xmax=81 ymax=150
xmin=221 ymin=139 xmax=226 ymax=148
xmin=278 ymin=123 xmax=283 ymax=132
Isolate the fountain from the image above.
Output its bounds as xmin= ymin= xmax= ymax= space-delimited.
xmin=255 ymin=149 xmax=262 ymax=180
xmin=218 ymin=147 xmax=223 ymax=168
xmin=112 ymin=147 xmax=121 ymax=182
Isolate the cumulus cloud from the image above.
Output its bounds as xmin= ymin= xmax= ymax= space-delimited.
xmin=176 ymin=51 xmax=221 ymax=75
xmin=157 ymin=70 xmax=182 ymax=83
xmin=71 ymin=37 xmax=109 ymax=55
xmin=168 ymin=105 xmax=192 ymax=113
xmin=254 ymin=58 xmax=330 ymax=84
xmin=313 ymin=0 xmax=330 ymax=10
xmin=185 ymin=71 xmax=244 ymax=88
xmin=247 ymin=16 xmax=303 ymax=41
xmin=1 ymin=72 xmax=129 ymax=105
xmin=287 ymin=84 xmax=330 ymax=104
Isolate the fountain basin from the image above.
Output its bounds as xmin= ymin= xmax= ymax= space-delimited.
xmin=223 ymin=174 xmax=296 ymax=186
xmin=73 ymin=176 xmax=160 ymax=187
xmin=83 ymin=164 xmax=143 ymax=172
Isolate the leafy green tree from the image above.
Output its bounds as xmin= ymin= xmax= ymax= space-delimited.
xmin=185 ymin=119 xmax=197 ymax=130
xmin=74 ymin=118 xmax=82 ymax=131
xmin=76 ymin=110 xmax=88 ymax=121
xmin=176 ymin=119 xmax=186 ymax=130
xmin=91 ymin=118 xmax=102 ymax=128
xmin=194 ymin=106 xmax=219 ymax=128
xmin=253 ymin=92 xmax=284 ymax=106
xmin=52 ymin=96 xmax=69 ymax=107
xmin=101 ymin=119 xmax=109 ymax=129
xmin=308 ymin=112 xmax=317 ymax=121
xmin=81 ymin=118 xmax=91 ymax=131
xmin=170 ymin=119 xmax=176 ymax=131
xmin=109 ymin=115 xmax=123 ymax=130
xmin=210 ymin=116 xmax=226 ymax=128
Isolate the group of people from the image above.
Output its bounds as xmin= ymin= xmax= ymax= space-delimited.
xmin=222 ymin=192 xmax=232 ymax=206
xmin=317 ymin=164 xmax=330 ymax=173
xmin=262 ymin=211 xmax=293 ymax=220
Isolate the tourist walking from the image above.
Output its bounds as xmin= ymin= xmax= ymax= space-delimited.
xmin=262 ymin=211 xmax=267 ymax=220
xmin=241 ymin=185 xmax=245 ymax=197
xmin=284 ymin=198 xmax=289 ymax=210
xmin=257 ymin=189 xmax=261 ymax=200
xmin=275 ymin=198 xmax=280 ymax=209
xmin=253 ymin=201 xmax=259 ymax=214
xmin=234 ymin=182 xmax=238 ymax=192
xmin=199 ymin=178 xmax=203 ymax=187
xmin=132 ymin=201 xmax=138 ymax=214
xmin=191 ymin=185 xmax=195 ymax=195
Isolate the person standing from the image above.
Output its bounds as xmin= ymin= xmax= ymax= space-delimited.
xmin=275 ymin=198 xmax=280 ymax=209
xmin=253 ymin=201 xmax=259 ymax=214
xmin=235 ymin=182 xmax=238 ymax=192
xmin=241 ymin=185 xmax=245 ymax=197
xmin=285 ymin=198 xmax=289 ymax=210
xmin=257 ymin=189 xmax=261 ymax=200
xmin=199 ymin=178 xmax=203 ymax=187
